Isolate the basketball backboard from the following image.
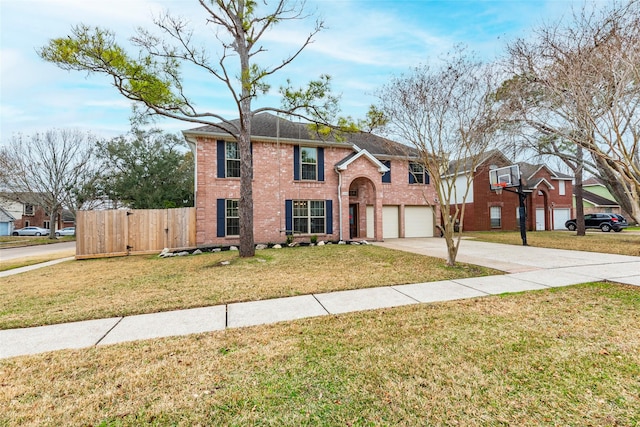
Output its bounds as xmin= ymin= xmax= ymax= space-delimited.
xmin=489 ymin=165 xmax=520 ymax=191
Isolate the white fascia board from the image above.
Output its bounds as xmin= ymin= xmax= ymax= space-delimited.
xmin=335 ymin=148 xmax=389 ymax=174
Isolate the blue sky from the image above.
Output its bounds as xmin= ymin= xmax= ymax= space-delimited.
xmin=0 ymin=0 xmax=588 ymax=142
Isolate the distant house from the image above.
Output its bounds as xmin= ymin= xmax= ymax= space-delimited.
xmin=578 ymin=177 xmax=624 ymax=216
xmin=182 ymin=113 xmax=439 ymax=246
xmin=448 ymin=150 xmax=574 ymax=231
xmin=0 ymin=206 xmax=16 ymax=236
xmin=0 ymin=192 xmax=74 ymax=232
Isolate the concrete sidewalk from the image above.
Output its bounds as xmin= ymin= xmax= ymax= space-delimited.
xmin=1 ymin=238 xmax=639 ymax=359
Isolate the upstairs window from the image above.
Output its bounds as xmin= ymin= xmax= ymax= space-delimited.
xmin=409 ymin=163 xmax=429 ymax=184
xmin=217 ymin=140 xmax=244 ymax=178
xmin=294 ymin=146 xmax=324 ymax=181
xmin=382 ymin=160 xmax=391 ymax=183
xmin=225 ymin=141 xmax=240 ymax=178
xmin=301 ymin=147 xmax=317 ymax=180
xmin=24 ymin=204 xmax=34 ymax=216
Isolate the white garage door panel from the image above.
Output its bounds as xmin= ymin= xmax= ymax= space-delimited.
xmin=405 ymin=206 xmax=434 ymax=238
xmin=382 ymin=206 xmax=399 ymax=239
xmin=553 ymin=208 xmax=571 ymax=230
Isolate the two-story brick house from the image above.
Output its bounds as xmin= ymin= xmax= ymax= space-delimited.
xmin=182 ymin=113 xmax=439 ymax=247
xmin=0 ymin=192 xmax=75 ymax=233
xmin=448 ymin=150 xmax=574 ymax=232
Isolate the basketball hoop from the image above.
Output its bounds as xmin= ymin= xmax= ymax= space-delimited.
xmin=495 ymin=182 xmax=507 ymax=195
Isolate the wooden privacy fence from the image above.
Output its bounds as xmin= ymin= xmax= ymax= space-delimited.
xmin=76 ymin=207 xmax=196 ymax=259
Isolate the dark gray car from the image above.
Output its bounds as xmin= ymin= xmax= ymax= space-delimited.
xmin=565 ymin=213 xmax=628 ymax=232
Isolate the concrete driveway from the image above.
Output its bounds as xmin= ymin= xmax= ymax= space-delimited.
xmin=374 ymin=237 xmax=640 ymax=274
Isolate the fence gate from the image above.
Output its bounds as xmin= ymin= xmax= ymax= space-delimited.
xmin=76 ymin=208 xmax=196 ymax=259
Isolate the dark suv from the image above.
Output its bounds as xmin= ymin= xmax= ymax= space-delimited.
xmin=565 ymin=213 xmax=628 ymax=232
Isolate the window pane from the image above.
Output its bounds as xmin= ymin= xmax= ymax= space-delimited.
xmin=293 ymin=218 xmax=308 ymax=234
xmin=301 ymin=147 xmax=317 ymax=180
xmin=310 ymin=218 xmax=325 ymax=234
xmin=301 ymin=147 xmax=316 ymax=164
xmin=226 ymin=200 xmax=239 ymax=235
xmin=226 ymin=142 xmax=239 ymax=159
xmin=490 ymin=206 xmax=501 ymax=228
xmin=226 ymin=159 xmax=240 ymax=177
xmin=226 ymin=218 xmax=239 ymax=236
xmin=410 ymin=163 xmax=424 ymax=184
xmin=310 ymin=200 xmax=325 ymax=217
xmin=293 ymin=200 xmax=308 ymax=217
xmin=226 ymin=142 xmax=240 ymax=177
xmin=301 ymin=164 xmax=316 ymax=180
xmin=226 ymin=200 xmax=238 ymax=217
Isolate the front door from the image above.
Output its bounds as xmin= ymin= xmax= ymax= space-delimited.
xmin=349 ymin=204 xmax=358 ymax=239
xmin=536 ymin=208 xmax=545 ymax=231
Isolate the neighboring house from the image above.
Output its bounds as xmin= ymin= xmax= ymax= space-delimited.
xmin=578 ymin=177 xmax=625 ymax=216
xmin=0 ymin=206 xmax=16 ymax=236
xmin=448 ymin=150 xmax=574 ymax=232
xmin=0 ymin=192 xmax=74 ymax=231
xmin=182 ymin=113 xmax=439 ymax=246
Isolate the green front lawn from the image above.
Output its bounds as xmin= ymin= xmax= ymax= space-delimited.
xmin=2 ymin=283 xmax=639 ymax=426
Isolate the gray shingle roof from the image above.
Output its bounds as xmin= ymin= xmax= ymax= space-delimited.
xmin=185 ymin=113 xmax=415 ymax=158
xmin=580 ymin=189 xmax=619 ymax=207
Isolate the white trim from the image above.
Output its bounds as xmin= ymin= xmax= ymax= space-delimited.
xmin=335 ymin=147 xmax=390 ymax=174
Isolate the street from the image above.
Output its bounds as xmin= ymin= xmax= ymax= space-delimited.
xmin=0 ymin=241 xmax=76 ymax=261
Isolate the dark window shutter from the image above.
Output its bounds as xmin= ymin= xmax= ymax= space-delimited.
xmin=293 ymin=146 xmax=300 ymax=181
xmin=250 ymin=142 xmax=253 ymax=179
xmin=216 ymin=199 xmax=226 ymax=237
xmin=425 ymin=170 xmax=430 ymax=185
xmin=217 ymin=140 xmax=225 ymax=178
xmin=382 ymin=160 xmax=391 ymax=183
xmin=325 ymin=199 xmax=333 ymax=235
xmin=318 ymin=147 xmax=325 ymax=181
xmin=285 ymin=200 xmax=293 ymax=235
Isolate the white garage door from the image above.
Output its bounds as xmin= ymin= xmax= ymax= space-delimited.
xmin=405 ymin=206 xmax=434 ymax=238
xmin=382 ymin=205 xmax=399 ymax=238
xmin=553 ymin=208 xmax=571 ymax=230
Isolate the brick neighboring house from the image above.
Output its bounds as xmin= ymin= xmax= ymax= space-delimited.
xmin=448 ymin=150 xmax=574 ymax=232
xmin=0 ymin=192 xmax=74 ymax=232
xmin=182 ymin=113 xmax=439 ymax=247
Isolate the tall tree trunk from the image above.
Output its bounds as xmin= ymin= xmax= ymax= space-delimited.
xmin=238 ymin=111 xmax=255 ymax=258
xmin=575 ymin=147 xmax=585 ymax=236
xmin=592 ymin=155 xmax=638 ymax=223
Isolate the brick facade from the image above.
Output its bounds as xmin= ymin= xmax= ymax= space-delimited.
xmin=190 ymin=135 xmax=439 ymax=247
xmin=453 ymin=155 xmax=574 ymax=232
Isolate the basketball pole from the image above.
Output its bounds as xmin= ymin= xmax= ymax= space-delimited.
xmin=517 ymin=178 xmax=528 ymax=246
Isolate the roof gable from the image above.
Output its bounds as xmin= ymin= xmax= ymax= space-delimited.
xmin=335 ymin=146 xmax=390 ymax=174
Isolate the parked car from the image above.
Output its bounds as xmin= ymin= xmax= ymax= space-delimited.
xmin=565 ymin=213 xmax=628 ymax=232
xmin=11 ymin=226 xmax=50 ymax=236
xmin=55 ymin=227 xmax=75 ymax=237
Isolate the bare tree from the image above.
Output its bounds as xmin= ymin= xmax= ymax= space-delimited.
xmin=504 ymin=0 xmax=640 ymax=224
xmin=376 ymin=48 xmax=506 ymax=266
xmin=39 ymin=0 xmax=341 ymax=257
xmin=0 ymin=129 xmax=96 ymax=238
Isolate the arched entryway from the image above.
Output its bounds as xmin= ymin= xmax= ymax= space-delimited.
xmin=535 ymin=189 xmax=550 ymax=231
xmin=348 ymin=177 xmax=377 ymax=240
